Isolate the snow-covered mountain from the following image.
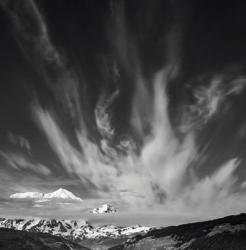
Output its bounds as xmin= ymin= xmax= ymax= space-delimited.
xmin=43 ymin=188 xmax=82 ymax=201
xmin=0 ymin=217 xmax=151 ymax=240
xmin=91 ymin=204 xmax=116 ymax=214
xmin=10 ymin=188 xmax=83 ymax=202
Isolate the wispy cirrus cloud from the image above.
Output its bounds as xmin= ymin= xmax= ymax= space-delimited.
xmin=2 ymin=0 xmax=246 ymax=222
xmin=1 ymin=0 xmax=84 ymax=126
xmin=0 ymin=151 xmax=51 ymax=176
xmin=7 ymin=132 xmax=31 ymax=153
xmin=29 ymin=1 xmax=246 ymax=219
xmin=95 ymin=89 xmax=120 ymax=139
xmin=0 ymin=0 xmax=61 ymax=65
xmin=161 ymin=158 xmax=245 ymax=219
xmin=180 ymin=74 xmax=246 ymax=132
xmin=33 ymin=106 xmax=85 ymax=176
xmin=31 ymin=66 xmax=246 ymax=218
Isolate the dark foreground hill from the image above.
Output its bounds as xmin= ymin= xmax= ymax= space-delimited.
xmin=0 ymin=228 xmax=89 ymax=250
xmin=110 ymin=213 xmax=246 ymax=250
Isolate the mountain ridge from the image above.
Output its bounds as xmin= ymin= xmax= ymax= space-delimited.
xmin=1 ymin=213 xmax=246 ymax=249
xmin=0 ymin=217 xmax=151 ymax=241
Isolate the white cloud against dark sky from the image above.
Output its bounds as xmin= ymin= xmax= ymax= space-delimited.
xmin=0 ymin=0 xmax=246 ymax=223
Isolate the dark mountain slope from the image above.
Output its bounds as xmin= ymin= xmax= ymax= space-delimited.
xmin=0 ymin=228 xmax=89 ymax=250
xmin=110 ymin=213 xmax=246 ymax=250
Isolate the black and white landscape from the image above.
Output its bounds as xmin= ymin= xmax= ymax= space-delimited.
xmin=1 ymin=213 xmax=246 ymax=249
xmin=1 ymin=0 xmax=246 ymax=249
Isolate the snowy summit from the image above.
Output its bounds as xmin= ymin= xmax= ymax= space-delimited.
xmin=10 ymin=188 xmax=82 ymax=201
xmin=43 ymin=188 xmax=82 ymax=201
xmin=91 ymin=204 xmax=116 ymax=214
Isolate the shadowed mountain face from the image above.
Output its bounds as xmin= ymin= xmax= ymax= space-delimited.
xmin=0 ymin=228 xmax=89 ymax=250
xmin=110 ymin=213 xmax=246 ymax=250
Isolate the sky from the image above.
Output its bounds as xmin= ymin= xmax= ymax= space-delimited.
xmin=1 ymin=0 xmax=246 ymax=223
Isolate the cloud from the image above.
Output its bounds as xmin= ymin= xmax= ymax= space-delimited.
xmin=2 ymin=0 xmax=246 ymax=221
xmin=1 ymin=0 xmax=84 ymax=125
xmin=33 ymin=104 xmax=121 ymax=197
xmin=161 ymin=158 xmax=244 ymax=219
xmin=0 ymin=151 xmax=51 ymax=176
xmin=180 ymin=74 xmax=246 ymax=132
xmin=227 ymin=76 xmax=246 ymax=95
xmin=140 ymin=71 xmax=196 ymax=198
xmin=1 ymin=0 xmax=61 ymax=65
xmin=95 ymin=89 xmax=120 ymax=139
xmin=33 ymin=204 xmax=43 ymax=208
xmin=7 ymin=132 xmax=31 ymax=153
xmin=32 ymin=64 xmax=246 ymax=219
xmin=194 ymin=78 xmax=222 ymax=119
xmin=26 ymin=1 xmax=246 ymax=218
xmin=32 ymin=69 xmax=195 ymax=206
xmin=131 ymin=72 xmax=153 ymax=138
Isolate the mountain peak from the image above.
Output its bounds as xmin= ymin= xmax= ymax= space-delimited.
xmin=44 ymin=188 xmax=82 ymax=201
xmin=91 ymin=204 xmax=116 ymax=214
